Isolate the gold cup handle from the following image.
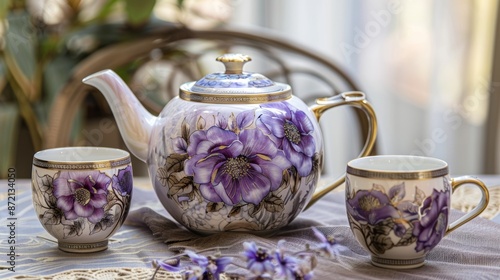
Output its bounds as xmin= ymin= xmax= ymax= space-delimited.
xmin=305 ymin=91 xmax=378 ymax=210
xmin=446 ymin=176 xmax=490 ymax=234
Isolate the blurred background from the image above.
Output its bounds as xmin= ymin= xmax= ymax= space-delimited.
xmin=1 ymin=0 xmax=499 ymax=179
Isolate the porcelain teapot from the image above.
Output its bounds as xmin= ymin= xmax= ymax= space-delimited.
xmin=83 ymin=53 xmax=377 ymax=234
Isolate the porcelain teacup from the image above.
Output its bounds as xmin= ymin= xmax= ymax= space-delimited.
xmin=31 ymin=147 xmax=133 ymax=253
xmin=345 ymin=155 xmax=489 ymax=269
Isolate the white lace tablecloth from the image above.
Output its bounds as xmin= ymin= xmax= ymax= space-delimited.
xmin=1 ymin=177 xmax=500 ymax=279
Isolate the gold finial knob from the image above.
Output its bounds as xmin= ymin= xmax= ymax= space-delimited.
xmin=216 ymin=54 xmax=252 ymax=74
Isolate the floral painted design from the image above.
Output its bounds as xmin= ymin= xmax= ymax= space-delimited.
xmin=185 ymin=127 xmax=291 ymax=205
xmin=112 ymin=165 xmax=133 ymax=196
xmin=194 ymin=73 xmax=274 ymax=88
xmin=346 ymin=181 xmax=450 ymax=255
xmin=257 ymin=102 xmax=316 ymax=177
xmin=33 ymin=166 xmax=132 ymax=239
xmin=155 ymin=101 xmax=320 ymax=231
xmin=53 ymin=171 xmax=110 ymax=223
xmin=412 ymin=188 xmax=449 ymax=252
xmin=346 ymin=189 xmax=400 ymax=225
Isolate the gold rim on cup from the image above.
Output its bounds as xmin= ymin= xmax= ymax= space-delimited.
xmin=346 ymin=155 xmax=449 ymax=180
xmin=33 ymin=147 xmax=131 ymax=170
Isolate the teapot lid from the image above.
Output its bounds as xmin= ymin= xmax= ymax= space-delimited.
xmin=179 ymin=54 xmax=291 ymax=104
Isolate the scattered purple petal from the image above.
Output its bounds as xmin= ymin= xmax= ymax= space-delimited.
xmin=242 ymin=241 xmax=275 ymax=277
xmin=152 ymin=258 xmax=182 ymax=272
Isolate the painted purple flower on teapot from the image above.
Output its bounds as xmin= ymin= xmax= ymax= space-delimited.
xmin=184 ymin=123 xmax=292 ymax=206
xmin=83 ymin=54 xmax=377 ymax=233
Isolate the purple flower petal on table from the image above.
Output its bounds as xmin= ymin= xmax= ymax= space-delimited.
xmin=153 ymin=258 xmax=182 ymax=272
xmin=242 ymin=242 xmax=274 ymax=277
xmin=209 ymin=256 xmax=233 ymax=279
xmin=275 ymin=251 xmax=298 ymax=279
xmin=186 ymin=250 xmax=209 ymax=269
xmin=312 ymin=227 xmax=345 ymax=257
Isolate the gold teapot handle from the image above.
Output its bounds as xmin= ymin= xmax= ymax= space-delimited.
xmin=305 ymin=91 xmax=378 ymax=209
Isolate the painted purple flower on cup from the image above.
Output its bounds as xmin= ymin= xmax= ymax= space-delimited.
xmin=257 ymin=102 xmax=316 ymax=177
xmin=346 ymin=189 xmax=400 ymax=225
xmin=412 ymin=189 xmax=449 ymax=253
xmin=53 ymin=171 xmax=110 ymax=224
xmin=185 ymin=126 xmax=291 ymax=205
xmin=112 ymin=165 xmax=133 ymax=196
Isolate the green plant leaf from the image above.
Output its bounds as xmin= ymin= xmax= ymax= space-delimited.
xmin=0 ymin=0 xmax=10 ymax=19
xmin=0 ymin=58 xmax=6 ymax=93
xmin=0 ymin=103 xmax=19 ymax=178
xmin=42 ymin=54 xmax=79 ymax=112
xmin=4 ymin=11 xmax=37 ymax=99
xmin=93 ymin=0 xmax=121 ymax=22
xmin=124 ymin=0 xmax=156 ymax=26
xmin=176 ymin=0 xmax=185 ymax=10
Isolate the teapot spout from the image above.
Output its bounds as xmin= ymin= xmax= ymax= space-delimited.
xmin=82 ymin=69 xmax=156 ymax=162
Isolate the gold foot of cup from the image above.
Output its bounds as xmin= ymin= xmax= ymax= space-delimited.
xmin=371 ymin=255 xmax=426 ymax=269
xmin=58 ymin=240 xmax=109 ymax=253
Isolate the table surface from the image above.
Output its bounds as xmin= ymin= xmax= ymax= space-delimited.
xmin=1 ymin=176 xmax=500 ymax=279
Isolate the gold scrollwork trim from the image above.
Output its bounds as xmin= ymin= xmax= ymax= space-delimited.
xmin=33 ymin=157 xmax=131 ymax=170
xmin=346 ymin=166 xmax=449 ymax=180
xmin=179 ymin=88 xmax=292 ymax=104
